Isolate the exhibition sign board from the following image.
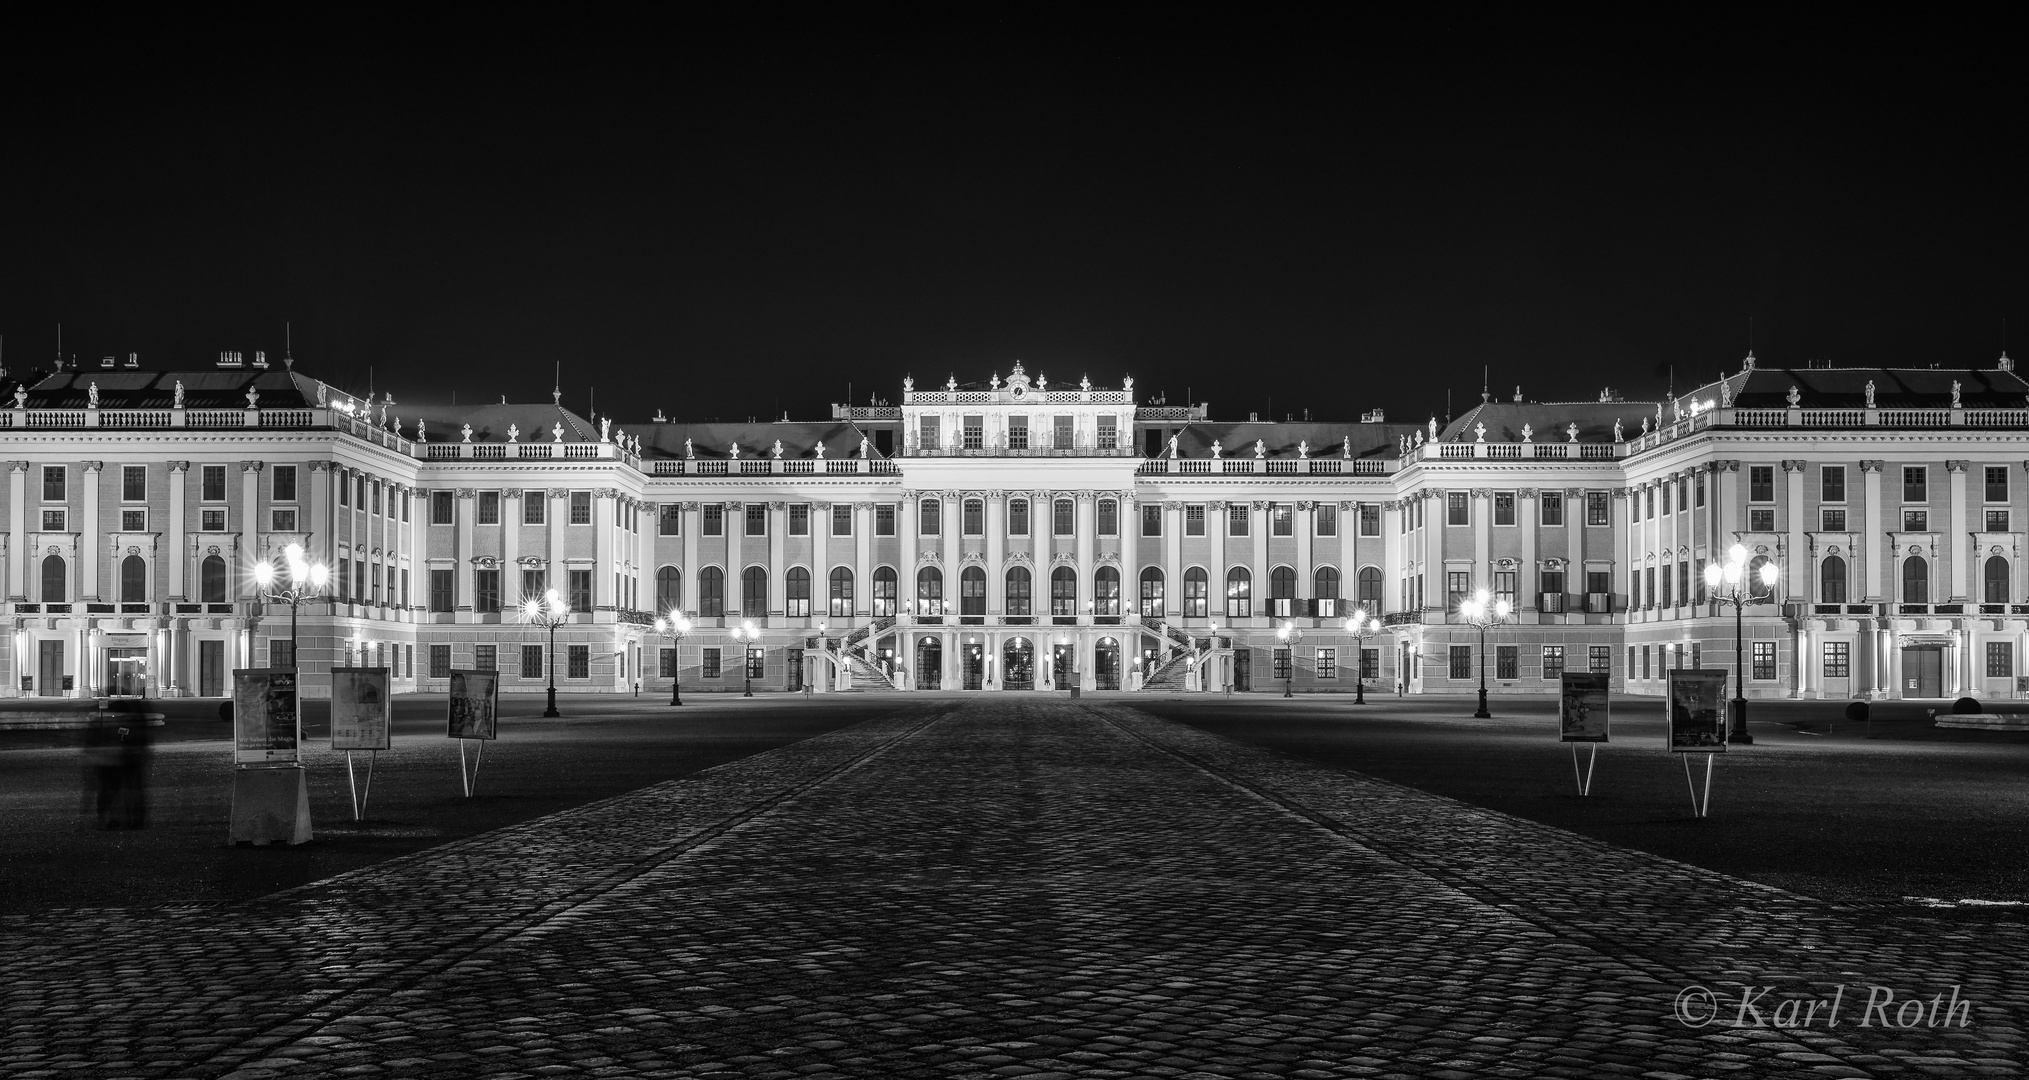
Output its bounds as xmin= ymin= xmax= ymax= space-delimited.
xmin=1666 ymin=669 xmax=1729 ymax=752
xmin=233 ymin=668 xmax=301 ymax=765
xmin=447 ymin=669 xmax=500 ymax=740
xmin=331 ymin=667 xmax=393 ymax=751
xmin=1558 ymin=673 xmax=1610 ymax=742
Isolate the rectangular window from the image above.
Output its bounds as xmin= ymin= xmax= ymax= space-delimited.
xmin=875 ymin=505 xmax=896 ymax=536
xmin=744 ymin=504 xmax=767 ymax=537
xmin=39 ymin=465 xmax=64 ymax=503
xmin=337 ymin=471 xmax=350 ymax=507
xmin=1539 ymin=494 xmax=1564 ymax=527
xmin=1057 ymin=500 xmax=1077 ymax=536
xmin=1641 ymin=645 xmax=1651 ymax=679
xmin=1008 ymin=500 xmax=1029 ymax=536
xmin=1097 ymin=415 xmax=1119 ymax=450
xmin=1142 ymin=504 xmax=1162 ymax=536
xmin=920 ymin=498 xmax=941 ymax=536
xmin=961 ymin=498 xmax=984 ymax=536
xmin=1361 ymin=648 xmax=1378 ymax=680
xmin=1446 ymin=492 xmax=1468 ymax=525
xmin=1822 ymin=507 xmax=1847 ymax=531
xmin=475 ymin=569 xmax=501 ymax=613
xmin=1987 ymin=640 xmax=2013 ymax=678
xmin=521 ymin=568 xmax=545 ymax=599
xmin=918 ymin=416 xmax=940 ymax=449
xmin=1315 ymin=648 xmax=1336 ymax=680
xmin=569 ymin=569 xmax=593 ymax=613
xmin=428 ymin=645 xmax=451 ymax=678
xmin=431 ymin=491 xmax=455 ymax=524
xmin=746 ymin=646 xmax=765 ymax=679
xmin=272 ymin=465 xmax=297 ymax=502
xmin=789 ymin=504 xmax=809 ymax=535
xmin=831 ymin=505 xmax=853 ymax=536
xmin=1824 ymin=641 xmax=1851 ymax=678
xmin=1098 ymin=499 xmax=1118 ymax=536
xmin=1268 ymin=503 xmax=1291 ymax=536
xmin=570 ymin=491 xmax=592 ymax=525
xmin=201 ymin=464 xmax=227 ymax=502
xmin=1492 ymin=492 xmax=1514 ymax=526
xmin=962 ymin=415 xmax=983 ymax=450
xmin=1904 ymin=466 xmax=1927 ymax=504
xmin=1448 ymin=645 xmax=1472 ymax=680
xmin=1008 ymin=415 xmax=1029 ymax=450
xmin=1661 ymin=483 xmax=1672 ymax=517
xmin=473 ymin=644 xmax=496 ymax=671
xmin=41 ymin=508 xmax=66 ymax=531
xmin=1903 ymin=510 xmax=1929 ymax=532
xmin=1543 ymin=646 xmax=1565 ymax=679
xmin=703 ymin=505 xmax=724 ymax=535
xmin=115 ymin=508 xmax=144 ymax=532
xmin=1749 ymin=508 xmax=1775 ymax=532
xmin=520 ymin=494 xmax=544 ymax=525
xmin=1053 ymin=415 xmax=1073 ymax=448
xmin=1696 ymin=474 xmax=1707 ymax=507
xmin=1643 ymin=489 xmax=1653 ymax=520
xmin=702 ymin=648 xmax=723 ymax=679
xmin=1227 ymin=504 xmax=1248 ymax=536
xmin=651 ymin=504 xmax=677 ymax=536
xmin=200 ymin=508 xmax=226 ymax=531
xmin=1821 ymin=466 xmax=1846 ymax=503
xmin=372 ymin=482 xmax=382 ymax=516
xmin=1988 ymin=510 xmax=2011 ymax=533
xmin=1541 ymin=569 xmax=1565 ymax=597
xmin=1987 ymin=465 xmax=2009 ymax=504
xmin=568 ymin=644 xmax=590 ymax=679
xmin=429 ymin=569 xmax=454 ymax=611
xmin=1749 ymin=466 xmax=1775 ymax=502
xmin=477 ymin=491 xmax=500 ymax=525
xmin=1446 ymin=571 xmax=1471 ymax=609
xmin=522 ymin=644 xmax=544 ymax=678
xmin=1590 ymin=645 xmax=1611 ymax=674
xmin=270 ymin=508 xmax=296 ymax=532
xmin=1753 ymin=641 xmax=1777 ymax=680
xmin=1494 ymin=571 xmax=1517 ymax=607
xmin=1586 ymin=492 xmax=1609 ymax=526
xmin=1360 ymin=504 xmax=1380 ymax=535
xmin=1496 ymin=645 xmax=1518 ymax=680
xmin=1315 ymin=504 xmax=1336 ymax=536
xmin=1185 ymin=505 xmax=1205 ymax=535
xmin=1271 ymin=648 xmax=1292 ymax=680
xmin=119 ymin=465 xmax=146 ymax=502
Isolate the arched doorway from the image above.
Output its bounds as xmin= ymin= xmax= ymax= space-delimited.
xmin=915 ymin=635 xmax=942 ymax=690
xmin=1003 ymin=637 xmax=1034 ymax=689
xmin=1095 ymin=637 xmax=1121 ymax=690
xmin=961 ymin=639 xmax=985 ymax=689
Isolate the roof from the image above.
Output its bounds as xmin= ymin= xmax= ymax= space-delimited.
xmin=637 ymin=420 xmax=884 ymax=460
xmin=400 ymin=402 xmax=598 ymax=445
xmin=1441 ymin=399 xmax=1660 ymax=444
xmin=14 ymin=367 xmax=322 ymax=409
xmin=1168 ymin=420 xmax=1422 ymax=460
xmin=1678 ymin=363 xmax=2029 ymax=411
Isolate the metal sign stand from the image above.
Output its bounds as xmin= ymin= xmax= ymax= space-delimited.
xmin=1683 ymin=752 xmax=1714 ymax=817
xmin=459 ymin=739 xmax=486 ymax=797
xmin=1570 ymin=742 xmax=1597 ymax=796
xmin=345 ymin=749 xmax=379 ymax=820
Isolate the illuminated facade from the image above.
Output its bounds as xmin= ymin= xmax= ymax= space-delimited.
xmin=3 ymin=352 xmax=2024 ymax=701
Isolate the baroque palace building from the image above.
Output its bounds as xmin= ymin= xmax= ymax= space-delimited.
xmin=2 ymin=351 xmax=2026 ymax=702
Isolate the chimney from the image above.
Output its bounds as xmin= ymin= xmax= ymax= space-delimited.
xmin=124 ymin=353 xmax=138 ymax=368
xmin=217 ymin=351 xmax=243 ymax=368
xmin=1249 ymin=412 xmax=1259 ymax=422
xmin=101 ymin=356 xmax=114 ymax=368
xmin=252 ymin=351 xmax=269 ymax=369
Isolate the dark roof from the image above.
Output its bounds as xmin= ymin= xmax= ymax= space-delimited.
xmin=1169 ymin=420 xmax=1421 ymax=460
xmin=17 ymin=367 xmax=320 ymax=409
xmin=1441 ymin=399 xmax=1658 ymax=444
xmin=400 ymin=402 xmax=597 ymax=445
xmin=1681 ymin=365 xmax=2029 ymax=410
xmin=637 ymin=420 xmax=883 ymax=460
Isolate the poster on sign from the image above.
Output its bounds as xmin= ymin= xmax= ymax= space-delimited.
xmin=1667 ymin=669 xmax=1729 ymax=752
xmin=331 ymin=667 xmax=392 ymax=751
xmin=1558 ymin=673 xmax=1610 ymax=742
xmin=233 ymin=668 xmax=301 ymax=765
xmin=447 ymin=669 xmax=500 ymax=740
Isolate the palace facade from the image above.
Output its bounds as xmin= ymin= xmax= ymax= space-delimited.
xmin=3 ymin=352 xmax=2026 ymax=702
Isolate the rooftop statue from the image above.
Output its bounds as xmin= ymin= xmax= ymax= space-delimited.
xmin=1567 ymin=422 xmax=1578 ymax=442
xmin=1297 ymin=439 xmax=1310 ymax=459
xmin=1080 ymin=374 xmax=1091 ymax=392
xmin=246 ymin=387 xmax=260 ymax=409
xmin=686 ymin=438 xmax=695 ymax=459
xmin=945 ymin=375 xmax=957 ymax=392
xmin=730 ymin=441 xmax=740 ymax=459
xmin=1641 ymin=416 xmax=1650 ymax=435
xmin=1168 ymin=434 xmax=1179 ymax=458
xmin=1786 ymin=385 xmax=1801 ymax=407
xmin=859 ymin=436 xmax=870 ymax=458
xmin=1342 ymin=434 xmax=1351 ymax=459
xmin=902 ymin=375 xmax=914 ymax=393
xmin=1521 ymin=423 xmax=1533 ymax=443
xmin=1037 ymin=372 xmax=1048 ymax=390
xmin=461 ymin=423 xmax=473 ymax=443
xmin=1210 ymin=439 xmax=1222 ymax=459
xmin=1122 ymin=374 xmax=1134 ymax=393
xmin=1254 ymin=439 xmax=1265 ymax=458
xmin=1865 ymin=380 xmax=1876 ymax=407
xmin=1953 ymin=379 xmax=1963 ymax=407
xmin=600 ymin=417 xmax=611 ymax=442
xmin=815 ymin=440 xmax=826 ymax=459
xmin=989 ymin=372 xmax=1000 ymax=390
xmin=14 ymin=387 xmax=25 ymax=409
xmin=1427 ymin=417 xmax=1437 ymax=440
xmin=771 ymin=439 xmax=784 ymax=458
xmin=315 ymin=382 xmax=328 ymax=406
xmin=1614 ymin=418 xmax=1624 ymax=441
xmin=553 ymin=421 xmax=564 ymax=442
xmin=1474 ymin=422 xmax=1487 ymax=442
xmin=174 ymin=380 xmax=185 ymax=408
xmin=88 ymin=382 xmax=99 ymax=408
xmin=418 ymin=420 xmax=428 ymax=443
xmin=507 ymin=423 xmax=519 ymax=443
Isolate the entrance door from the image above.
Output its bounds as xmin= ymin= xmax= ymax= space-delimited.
xmin=915 ymin=637 xmax=942 ymax=690
xmin=1903 ymin=647 xmax=1943 ymax=697
xmin=962 ymin=643 xmax=984 ymax=690
xmin=37 ymin=640 xmax=63 ymax=697
xmin=199 ymin=640 xmax=225 ymax=697
xmin=105 ymin=648 xmax=148 ymax=697
xmin=1094 ymin=638 xmax=1120 ymax=690
xmin=786 ymin=648 xmax=803 ymax=691
xmin=1233 ymin=647 xmax=1253 ymax=692
xmin=1003 ymin=638 xmax=1034 ymax=689
xmin=1053 ymin=644 xmax=1075 ymax=689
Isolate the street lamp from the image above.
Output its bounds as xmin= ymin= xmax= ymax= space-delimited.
xmin=521 ymin=588 xmax=570 ymax=718
xmin=252 ymin=543 xmax=330 ymax=671
xmin=1345 ymin=608 xmax=1375 ymax=705
xmin=1275 ymin=620 xmax=1304 ymax=697
xmin=1458 ymin=588 xmax=1513 ymax=719
xmin=730 ymin=620 xmax=758 ymax=697
xmin=1703 ymin=543 xmax=1779 ymax=745
xmin=654 ymin=609 xmax=692 ymax=706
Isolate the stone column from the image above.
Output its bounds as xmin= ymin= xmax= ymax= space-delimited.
xmin=1340 ymin=501 xmax=1359 ymax=617
xmin=768 ymin=501 xmax=787 ymax=621
xmin=1784 ymin=460 xmax=1807 ymax=606
xmin=942 ymin=493 xmax=961 ymax=617
xmin=899 ymin=491 xmax=918 ymax=625
xmin=1861 ymin=461 xmax=1884 ymax=601
xmin=594 ymin=490 xmax=617 ymax=610
xmin=240 ymin=461 xmax=264 ymax=596
xmin=1294 ymin=501 xmax=1313 ymax=612
xmin=1948 ymin=460 xmax=1970 ymax=601
xmin=985 ymin=493 xmax=1005 ymax=617
xmin=811 ymin=501 xmax=829 ymax=625
xmin=1249 ymin=500 xmax=1268 ymax=623
xmin=681 ymin=502 xmax=700 ymax=615
xmin=547 ymin=489 xmax=565 ymax=608
xmin=456 ymin=489 xmax=476 ymax=619
xmin=1075 ymin=492 xmax=1095 ymax=621
xmin=81 ymin=462 xmax=102 ymax=600
xmin=7 ymin=462 xmax=24 ymax=600
xmin=854 ymin=502 xmax=872 ymax=619
xmin=1119 ymin=493 xmax=1138 ymax=619
xmin=1470 ymin=488 xmax=1491 ymax=599
xmin=1207 ymin=501 xmax=1226 ymax=624
xmin=1519 ymin=489 xmax=1538 ymax=614
xmin=167 ymin=462 xmax=189 ymax=600
xmin=1382 ymin=501 xmax=1403 ymax=613
xmin=502 ymin=489 xmax=520 ymax=605
xmin=1163 ymin=501 xmax=1182 ymax=619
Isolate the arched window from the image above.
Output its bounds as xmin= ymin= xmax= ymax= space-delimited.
xmin=1903 ymin=556 xmax=1929 ymax=604
xmin=120 ymin=555 xmax=147 ymax=604
xmin=1050 ymin=566 xmax=1077 ymax=617
xmin=1006 ymin=566 xmax=1032 ymax=617
xmin=1270 ymin=565 xmax=1296 ymax=617
xmin=1819 ymin=555 xmax=1847 ymax=604
xmin=1226 ymin=567 xmax=1251 ymax=618
xmin=1986 ymin=555 xmax=2010 ymax=605
xmin=828 ymin=567 xmax=853 ymax=618
xmin=785 ymin=566 xmax=811 ymax=617
xmin=872 ymin=566 xmax=898 ymax=617
xmin=1094 ymin=565 xmax=1120 ymax=616
xmin=199 ymin=555 xmax=227 ymax=604
xmin=959 ymin=566 xmax=986 ymax=617
xmin=1748 ymin=555 xmax=1774 ymax=600
xmin=655 ymin=565 xmax=682 ymax=614
xmin=917 ymin=567 xmax=943 ymax=616
xmin=1315 ymin=566 xmax=1341 ymax=599
xmin=1358 ymin=566 xmax=1384 ymax=607
xmin=41 ymin=553 xmax=66 ymax=603
xmin=698 ymin=566 xmax=725 ymax=617
xmin=741 ymin=566 xmax=768 ymax=618
xmin=1184 ymin=566 xmax=1209 ymax=618
xmin=1139 ymin=567 xmax=1164 ymax=619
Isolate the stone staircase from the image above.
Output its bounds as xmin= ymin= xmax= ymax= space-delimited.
xmin=1138 ymin=620 xmax=1204 ymax=692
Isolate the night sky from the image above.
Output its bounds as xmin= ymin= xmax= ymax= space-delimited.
xmin=2 ymin=21 xmax=2022 ymax=425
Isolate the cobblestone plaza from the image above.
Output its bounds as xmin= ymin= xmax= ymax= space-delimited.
xmin=4 ymin=699 xmax=2021 ymax=1078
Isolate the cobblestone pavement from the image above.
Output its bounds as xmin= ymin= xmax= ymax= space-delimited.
xmin=2 ymin=698 xmax=2023 ymax=1079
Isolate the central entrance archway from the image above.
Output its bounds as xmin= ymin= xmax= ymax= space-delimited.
xmin=915 ymin=636 xmax=942 ymax=690
xmin=1052 ymin=643 xmax=1075 ymax=690
xmin=1095 ymin=637 xmax=1121 ymax=690
xmin=1003 ymin=637 xmax=1034 ymax=690
xmin=962 ymin=640 xmax=985 ymax=690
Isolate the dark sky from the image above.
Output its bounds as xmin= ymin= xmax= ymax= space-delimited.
xmin=3 ymin=19 xmax=2022 ymax=424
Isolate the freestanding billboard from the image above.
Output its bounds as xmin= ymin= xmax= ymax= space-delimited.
xmin=233 ymin=668 xmax=301 ymax=765
xmin=447 ymin=669 xmax=500 ymax=740
xmin=331 ymin=667 xmax=392 ymax=751
xmin=1558 ymin=672 xmax=1610 ymax=742
xmin=1667 ymin=669 xmax=1729 ymax=751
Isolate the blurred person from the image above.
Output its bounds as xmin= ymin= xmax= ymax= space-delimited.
xmin=83 ymin=698 xmax=152 ymax=829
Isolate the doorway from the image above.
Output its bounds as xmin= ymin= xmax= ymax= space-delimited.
xmin=199 ymin=640 xmax=225 ymax=697
xmin=37 ymin=640 xmax=63 ymax=697
xmin=1003 ymin=638 xmax=1034 ymax=689
xmin=915 ymin=637 xmax=942 ymax=690
xmin=1052 ymin=643 xmax=1075 ymax=689
xmin=105 ymin=648 xmax=148 ymax=697
xmin=962 ymin=642 xmax=984 ymax=690
xmin=1094 ymin=638 xmax=1120 ymax=690
xmin=1233 ymin=647 xmax=1253 ymax=692
xmin=786 ymin=647 xmax=803 ymax=692
xmin=1902 ymin=646 xmax=1943 ymax=698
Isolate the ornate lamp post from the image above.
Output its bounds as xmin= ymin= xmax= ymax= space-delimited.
xmin=521 ymin=588 xmax=570 ymax=718
xmin=1275 ymin=620 xmax=1304 ymax=697
xmin=654 ymin=610 xmax=692 ymax=705
xmin=1345 ymin=608 xmax=1375 ymax=704
xmin=730 ymin=620 xmax=758 ymax=697
xmin=252 ymin=543 xmax=330 ymax=670
xmin=1703 ymin=543 xmax=1779 ymax=745
xmin=1458 ymin=588 xmax=1513 ymax=719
